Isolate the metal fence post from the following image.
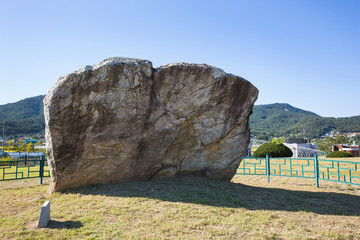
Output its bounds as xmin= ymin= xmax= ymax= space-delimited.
xmin=39 ymin=155 xmax=44 ymax=184
xmin=266 ymin=154 xmax=270 ymax=182
xmin=314 ymin=154 xmax=319 ymax=188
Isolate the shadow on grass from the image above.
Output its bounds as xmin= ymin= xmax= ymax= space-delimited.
xmin=67 ymin=176 xmax=360 ymax=216
xmin=47 ymin=220 xmax=83 ymax=229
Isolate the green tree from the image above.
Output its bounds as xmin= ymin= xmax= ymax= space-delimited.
xmin=35 ymin=140 xmax=41 ymax=152
xmin=351 ymin=135 xmax=360 ymax=145
xmin=253 ymin=142 xmax=293 ymax=158
xmin=15 ymin=143 xmax=26 ymax=158
xmin=256 ymin=133 xmax=269 ymax=141
xmin=334 ymin=135 xmax=347 ymax=144
xmin=7 ymin=140 xmax=13 ymax=151
xmin=326 ymin=151 xmax=353 ymax=158
xmin=26 ymin=142 xmax=34 ymax=157
xmin=314 ymin=135 xmax=352 ymax=152
xmin=271 ymin=137 xmax=285 ymax=144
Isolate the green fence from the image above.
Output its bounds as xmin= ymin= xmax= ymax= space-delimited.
xmin=237 ymin=155 xmax=360 ymax=187
xmin=2 ymin=155 xmax=360 ymax=187
xmin=0 ymin=155 xmax=50 ymax=184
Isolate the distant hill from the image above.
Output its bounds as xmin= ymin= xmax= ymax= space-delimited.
xmin=250 ymin=103 xmax=360 ymax=139
xmin=0 ymin=95 xmax=45 ymax=135
xmin=1 ymin=96 xmax=360 ymax=138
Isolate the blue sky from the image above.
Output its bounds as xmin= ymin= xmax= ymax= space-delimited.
xmin=0 ymin=0 xmax=359 ymax=117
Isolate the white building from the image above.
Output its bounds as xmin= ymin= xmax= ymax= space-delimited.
xmin=283 ymin=138 xmax=324 ymax=158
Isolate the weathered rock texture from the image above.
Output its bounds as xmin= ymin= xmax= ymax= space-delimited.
xmin=44 ymin=57 xmax=258 ymax=192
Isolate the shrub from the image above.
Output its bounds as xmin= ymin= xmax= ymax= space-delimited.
xmin=326 ymin=151 xmax=353 ymax=158
xmin=253 ymin=142 xmax=293 ymax=158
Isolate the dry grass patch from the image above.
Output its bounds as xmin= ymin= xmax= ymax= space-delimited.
xmin=0 ymin=175 xmax=360 ymax=239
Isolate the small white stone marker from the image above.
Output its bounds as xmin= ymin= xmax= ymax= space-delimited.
xmin=38 ymin=201 xmax=50 ymax=228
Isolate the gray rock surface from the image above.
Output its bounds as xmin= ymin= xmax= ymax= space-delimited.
xmin=44 ymin=57 xmax=258 ymax=192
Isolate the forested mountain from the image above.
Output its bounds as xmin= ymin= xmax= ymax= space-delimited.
xmin=0 ymin=95 xmax=45 ymax=135
xmin=250 ymin=103 xmax=360 ymax=139
xmin=1 ymin=96 xmax=360 ymax=138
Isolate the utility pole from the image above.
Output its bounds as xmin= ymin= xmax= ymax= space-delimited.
xmin=2 ymin=121 xmax=5 ymax=158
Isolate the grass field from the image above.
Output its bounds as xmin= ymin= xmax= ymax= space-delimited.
xmin=1 ymin=173 xmax=360 ymax=239
xmin=0 ymin=161 xmax=50 ymax=180
xmin=239 ymin=157 xmax=360 ymax=185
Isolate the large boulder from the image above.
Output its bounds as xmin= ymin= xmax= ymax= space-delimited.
xmin=44 ymin=57 xmax=258 ymax=192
